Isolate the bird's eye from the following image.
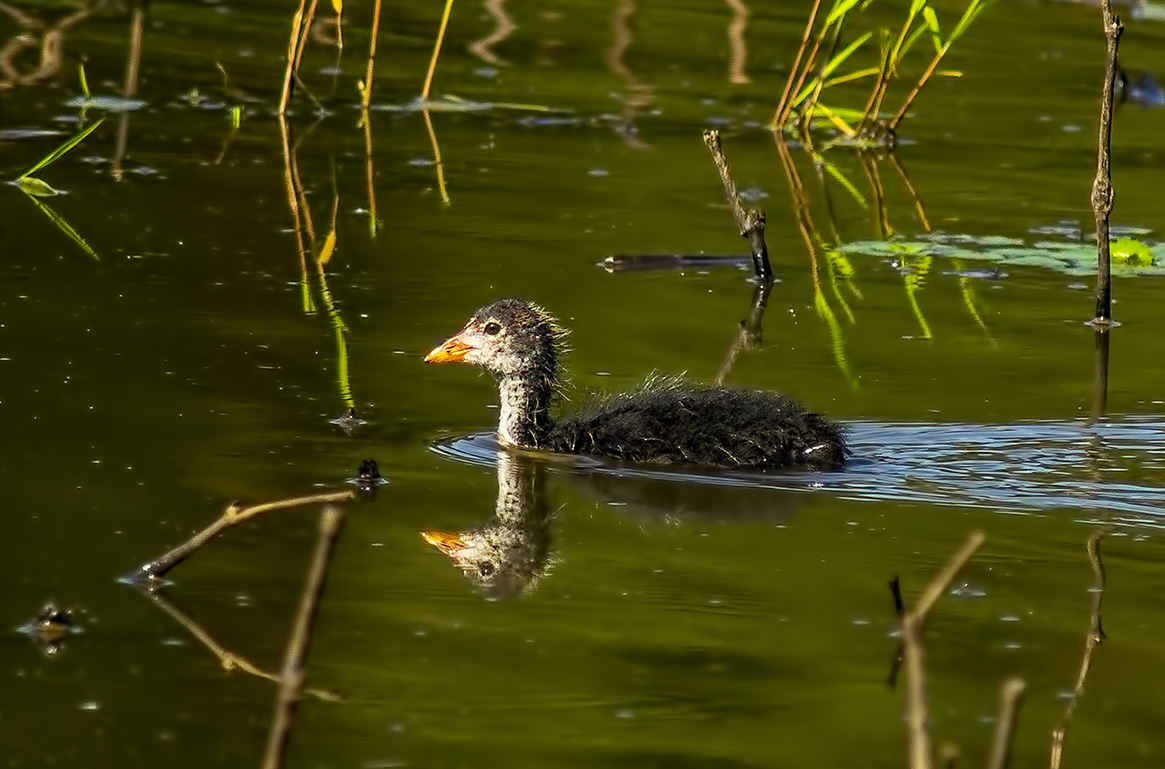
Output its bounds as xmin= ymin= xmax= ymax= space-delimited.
xmin=483 ymin=321 xmax=502 ymax=336
xmin=478 ymin=562 xmax=495 ymax=577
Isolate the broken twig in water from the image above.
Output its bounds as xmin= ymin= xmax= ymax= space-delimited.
xmin=125 ymin=490 xmax=356 ymax=585
xmin=702 ymin=130 xmax=773 ymax=281
xmin=1091 ymin=2 xmax=1123 ymax=326
xmin=262 ymin=504 xmax=346 ymax=769
xmin=1050 ymin=530 xmax=1108 ymax=769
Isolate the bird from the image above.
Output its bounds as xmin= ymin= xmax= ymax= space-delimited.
xmin=424 ymin=298 xmax=846 ymax=470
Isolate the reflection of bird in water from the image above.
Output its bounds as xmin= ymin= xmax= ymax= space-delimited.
xmin=422 ymin=451 xmax=552 ymax=599
xmin=425 ymin=298 xmax=846 ymax=469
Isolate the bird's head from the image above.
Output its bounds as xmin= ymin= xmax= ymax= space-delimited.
xmin=424 ymin=298 xmax=567 ymax=379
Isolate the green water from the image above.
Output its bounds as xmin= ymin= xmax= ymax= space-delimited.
xmin=3 ymin=1 xmax=1165 ymax=766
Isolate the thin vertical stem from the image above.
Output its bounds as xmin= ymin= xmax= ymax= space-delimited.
xmin=1091 ymin=2 xmax=1123 ymax=325
xmin=421 ymin=0 xmax=456 ymax=101
xmin=279 ymin=0 xmax=308 ymax=115
xmin=361 ymin=0 xmax=383 ymax=110
xmin=773 ymin=0 xmax=822 ymax=127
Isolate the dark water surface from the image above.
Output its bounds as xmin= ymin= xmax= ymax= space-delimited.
xmin=3 ymin=1 xmax=1165 ymax=766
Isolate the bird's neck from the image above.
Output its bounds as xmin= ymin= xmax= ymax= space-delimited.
xmin=496 ymin=371 xmax=554 ymax=448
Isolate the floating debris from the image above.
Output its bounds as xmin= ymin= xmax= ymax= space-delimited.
xmin=351 ymin=459 xmax=388 ymax=491
xmin=17 ymin=602 xmax=81 ymax=656
xmin=330 ymin=407 xmax=368 ymax=435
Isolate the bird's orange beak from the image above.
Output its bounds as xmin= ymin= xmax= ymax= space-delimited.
xmin=422 ymin=530 xmax=467 ymax=556
xmin=424 ymin=332 xmax=473 ymax=364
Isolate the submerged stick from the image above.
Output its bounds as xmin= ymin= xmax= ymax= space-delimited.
xmin=1091 ymin=2 xmax=1123 ymax=326
xmin=702 ymin=130 xmax=772 ymax=281
xmin=262 ymin=504 xmax=346 ymax=769
xmin=126 ymin=491 xmax=355 ymax=584
xmin=1050 ymin=530 xmax=1108 ymax=769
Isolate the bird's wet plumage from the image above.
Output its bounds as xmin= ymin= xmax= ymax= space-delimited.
xmin=426 ymin=298 xmax=846 ymax=470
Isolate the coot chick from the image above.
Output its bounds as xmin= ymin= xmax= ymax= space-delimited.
xmin=424 ymin=298 xmax=845 ymax=470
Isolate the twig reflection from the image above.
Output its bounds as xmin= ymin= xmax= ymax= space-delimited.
xmin=894 ymin=532 xmax=1028 ymax=769
xmin=134 ymin=585 xmax=339 ymax=702
xmin=724 ymin=0 xmax=750 ymax=85
xmin=279 ymin=119 xmax=362 ymax=415
xmin=607 ymin=0 xmax=652 ymax=148
xmin=0 ymin=2 xmax=95 ymax=91
xmin=422 ymin=107 xmax=451 ymax=204
xmin=262 ymin=504 xmax=347 ymax=769
xmin=112 ymin=0 xmax=146 ymax=182
xmin=468 ymin=0 xmax=516 ymax=67
xmin=1049 ymin=530 xmax=1108 ymax=769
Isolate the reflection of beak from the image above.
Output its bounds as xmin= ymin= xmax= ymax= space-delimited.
xmin=424 ymin=332 xmax=473 ymax=363
xmin=422 ymin=530 xmax=467 ymax=556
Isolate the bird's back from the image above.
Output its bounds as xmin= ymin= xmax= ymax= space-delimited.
xmin=547 ymin=382 xmax=845 ymax=470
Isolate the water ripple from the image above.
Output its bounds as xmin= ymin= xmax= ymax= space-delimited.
xmin=432 ymin=416 xmax=1165 ymax=523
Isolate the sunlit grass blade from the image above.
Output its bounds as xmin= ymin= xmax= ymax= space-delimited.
xmin=809 ymin=102 xmax=858 ymax=137
xmin=823 ymin=66 xmax=880 ymax=89
xmin=824 ymin=0 xmax=864 ymax=27
xmin=79 ymin=63 xmax=91 ymax=99
xmin=922 ymin=6 xmax=942 ymax=53
xmin=25 ymin=193 xmax=99 ymax=260
xmin=791 ymin=31 xmax=872 ymax=109
xmin=20 ymin=118 xmax=104 ymax=180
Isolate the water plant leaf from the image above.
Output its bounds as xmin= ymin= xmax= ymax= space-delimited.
xmin=809 ymin=102 xmax=857 ymax=137
xmin=792 ymin=32 xmax=872 ymax=108
xmin=383 ymin=95 xmax=566 ymax=115
xmin=1111 ymin=237 xmax=1156 ymax=266
xmin=922 ymin=7 xmax=942 ymax=52
xmin=229 ymin=106 xmax=242 ymax=129
xmin=823 ymin=66 xmax=880 ymax=89
xmin=19 ymin=118 xmax=104 ymax=180
xmin=949 ymin=0 xmax=993 ymax=43
xmin=839 ymin=234 xmax=1165 ymax=277
xmin=824 ymin=0 xmax=865 ymax=28
xmin=15 ymin=177 xmax=61 ymax=197
xmin=78 ymin=63 xmax=90 ymax=99
xmin=64 ymin=95 xmax=147 ymax=112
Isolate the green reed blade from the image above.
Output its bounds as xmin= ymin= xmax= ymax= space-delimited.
xmin=922 ymin=7 xmax=943 ymax=53
xmin=19 ymin=118 xmax=105 ymax=180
